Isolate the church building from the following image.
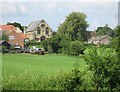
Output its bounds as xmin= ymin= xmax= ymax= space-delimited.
xmin=25 ymin=19 xmax=53 ymax=42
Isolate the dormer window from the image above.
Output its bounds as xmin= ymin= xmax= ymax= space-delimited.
xmin=37 ymin=27 xmax=41 ymax=34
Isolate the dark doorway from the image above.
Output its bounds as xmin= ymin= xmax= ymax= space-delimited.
xmin=40 ymin=36 xmax=46 ymax=41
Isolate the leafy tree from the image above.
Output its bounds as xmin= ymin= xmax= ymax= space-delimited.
xmin=58 ymin=12 xmax=89 ymax=41
xmin=96 ymin=25 xmax=116 ymax=37
xmin=48 ymin=34 xmax=62 ymax=53
xmin=7 ymin=22 xmax=24 ymax=32
xmin=70 ymin=41 xmax=85 ymax=56
xmin=41 ymin=40 xmax=48 ymax=52
xmin=1 ymin=33 xmax=9 ymax=41
xmin=47 ymin=33 xmax=71 ymax=54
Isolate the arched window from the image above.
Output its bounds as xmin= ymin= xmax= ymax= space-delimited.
xmin=46 ymin=27 xmax=49 ymax=35
xmin=41 ymin=24 xmax=45 ymax=28
xmin=37 ymin=27 xmax=41 ymax=34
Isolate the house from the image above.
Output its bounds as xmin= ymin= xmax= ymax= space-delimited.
xmin=86 ymin=31 xmax=97 ymax=40
xmin=25 ymin=19 xmax=53 ymax=41
xmin=0 ymin=25 xmax=29 ymax=48
xmin=88 ymin=35 xmax=111 ymax=45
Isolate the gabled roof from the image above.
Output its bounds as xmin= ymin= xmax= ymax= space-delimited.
xmin=0 ymin=25 xmax=16 ymax=31
xmin=0 ymin=40 xmax=11 ymax=45
xmin=26 ymin=20 xmax=42 ymax=32
xmin=88 ymin=35 xmax=111 ymax=42
xmin=0 ymin=25 xmax=16 ymax=35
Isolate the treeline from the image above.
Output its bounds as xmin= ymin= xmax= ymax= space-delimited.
xmin=40 ymin=12 xmax=117 ymax=55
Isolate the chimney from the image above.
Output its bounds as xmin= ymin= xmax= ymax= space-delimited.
xmin=24 ymin=26 xmax=26 ymax=34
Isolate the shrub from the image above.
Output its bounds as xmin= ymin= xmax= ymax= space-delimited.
xmin=84 ymin=47 xmax=120 ymax=91
xmin=2 ymin=68 xmax=88 ymax=91
xmin=70 ymin=41 xmax=85 ymax=56
xmin=1 ymin=46 xmax=9 ymax=53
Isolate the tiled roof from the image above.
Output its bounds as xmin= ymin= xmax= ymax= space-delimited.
xmin=26 ymin=20 xmax=42 ymax=32
xmin=88 ymin=35 xmax=110 ymax=42
xmin=0 ymin=25 xmax=16 ymax=31
xmin=19 ymin=33 xmax=29 ymax=39
xmin=0 ymin=25 xmax=16 ymax=35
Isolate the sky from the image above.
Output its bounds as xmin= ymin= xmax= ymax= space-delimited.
xmin=0 ymin=1 xmax=119 ymax=31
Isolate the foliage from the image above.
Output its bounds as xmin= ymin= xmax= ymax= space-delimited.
xmin=1 ymin=33 xmax=9 ymax=41
xmin=48 ymin=34 xmax=62 ymax=53
xmin=26 ymin=40 xmax=40 ymax=46
xmin=70 ymin=41 xmax=85 ymax=56
xmin=41 ymin=40 xmax=48 ymax=52
xmin=57 ymin=12 xmax=89 ymax=41
xmin=1 ymin=46 xmax=9 ymax=53
xmin=7 ymin=22 xmax=24 ymax=32
xmin=2 ymin=66 xmax=88 ymax=91
xmin=47 ymin=33 xmax=72 ymax=54
xmin=84 ymin=47 xmax=120 ymax=91
xmin=96 ymin=25 xmax=116 ymax=37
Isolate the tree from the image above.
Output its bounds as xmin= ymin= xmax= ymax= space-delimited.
xmin=7 ymin=22 xmax=24 ymax=32
xmin=1 ymin=32 xmax=9 ymax=41
xmin=41 ymin=40 xmax=48 ymax=52
xmin=57 ymin=12 xmax=89 ymax=41
xmin=70 ymin=41 xmax=85 ymax=56
xmin=48 ymin=34 xmax=62 ymax=53
xmin=96 ymin=25 xmax=116 ymax=37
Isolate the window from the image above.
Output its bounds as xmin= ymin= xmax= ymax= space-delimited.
xmin=9 ymin=36 xmax=15 ymax=40
xmin=37 ymin=27 xmax=41 ymax=34
xmin=45 ymin=27 xmax=49 ymax=35
xmin=41 ymin=24 xmax=45 ymax=28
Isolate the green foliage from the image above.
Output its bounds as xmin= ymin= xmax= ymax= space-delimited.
xmin=70 ymin=41 xmax=85 ymax=56
xmin=48 ymin=34 xmax=62 ymax=53
xmin=84 ymin=47 xmax=120 ymax=91
xmin=7 ymin=22 xmax=24 ymax=32
xmin=58 ymin=12 xmax=89 ymax=41
xmin=41 ymin=40 xmax=48 ymax=52
xmin=1 ymin=46 xmax=9 ymax=53
xmin=2 ymin=67 xmax=87 ymax=91
xmin=1 ymin=33 xmax=9 ymax=41
xmin=96 ymin=25 xmax=116 ymax=37
xmin=47 ymin=33 xmax=70 ymax=53
xmin=26 ymin=40 xmax=40 ymax=46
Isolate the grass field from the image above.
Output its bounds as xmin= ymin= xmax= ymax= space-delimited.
xmin=2 ymin=54 xmax=86 ymax=76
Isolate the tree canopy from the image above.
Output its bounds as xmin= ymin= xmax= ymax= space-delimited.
xmin=96 ymin=25 xmax=116 ymax=37
xmin=57 ymin=12 xmax=89 ymax=41
xmin=7 ymin=22 xmax=24 ymax=32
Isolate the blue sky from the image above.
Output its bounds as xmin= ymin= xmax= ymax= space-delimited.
xmin=0 ymin=1 xmax=118 ymax=31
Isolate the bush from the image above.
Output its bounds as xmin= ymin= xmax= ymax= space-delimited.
xmin=26 ymin=40 xmax=41 ymax=46
xmin=70 ymin=41 xmax=85 ymax=56
xmin=84 ymin=47 xmax=120 ymax=91
xmin=1 ymin=46 xmax=9 ymax=53
xmin=2 ymin=68 xmax=88 ymax=91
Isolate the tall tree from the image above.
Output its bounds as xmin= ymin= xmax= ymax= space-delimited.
xmin=57 ymin=12 xmax=89 ymax=41
xmin=7 ymin=22 xmax=24 ymax=32
xmin=96 ymin=25 xmax=116 ymax=37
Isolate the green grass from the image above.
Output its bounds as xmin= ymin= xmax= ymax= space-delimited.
xmin=2 ymin=54 xmax=86 ymax=76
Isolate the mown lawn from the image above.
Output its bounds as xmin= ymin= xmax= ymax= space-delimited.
xmin=2 ymin=54 xmax=86 ymax=76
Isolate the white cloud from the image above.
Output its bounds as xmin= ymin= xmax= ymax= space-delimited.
xmin=0 ymin=3 xmax=28 ymax=15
